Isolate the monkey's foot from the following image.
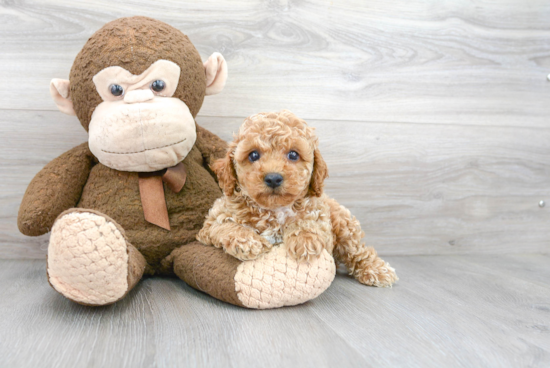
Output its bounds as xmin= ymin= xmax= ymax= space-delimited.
xmin=47 ymin=209 xmax=146 ymax=306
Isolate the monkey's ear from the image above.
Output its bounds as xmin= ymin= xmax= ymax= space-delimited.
xmin=204 ymin=52 xmax=228 ymax=96
xmin=50 ymin=79 xmax=76 ymax=116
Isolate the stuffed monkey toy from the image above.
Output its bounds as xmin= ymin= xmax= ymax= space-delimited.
xmin=18 ymin=17 xmax=335 ymax=309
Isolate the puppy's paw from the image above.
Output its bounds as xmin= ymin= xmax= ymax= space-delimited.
xmin=286 ymin=232 xmax=327 ymax=262
xmin=224 ymin=228 xmax=272 ymax=261
xmin=355 ymin=260 xmax=398 ymax=288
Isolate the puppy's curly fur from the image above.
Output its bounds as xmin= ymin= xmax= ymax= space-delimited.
xmin=198 ymin=111 xmax=398 ymax=287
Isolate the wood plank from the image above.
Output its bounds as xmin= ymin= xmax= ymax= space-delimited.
xmin=0 ymin=260 xmax=367 ymax=368
xmin=312 ymin=254 xmax=550 ymax=367
xmin=1 ymin=0 xmax=550 ymax=126
xmin=0 ymin=110 xmax=87 ymax=258
xmin=0 ymin=256 xmax=548 ymax=367
xmin=1 ymin=111 xmax=549 ymax=258
xmin=199 ymin=116 xmax=550 ymax=255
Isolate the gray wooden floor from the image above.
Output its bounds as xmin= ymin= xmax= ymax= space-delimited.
xmin=1 ymin=2 xmax=549 ymax=367
xmin=1 ymin=255 xmax=549 ymax=368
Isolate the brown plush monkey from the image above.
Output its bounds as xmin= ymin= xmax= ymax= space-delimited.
xmin=18 ymin=17 xmax=335 ymax=309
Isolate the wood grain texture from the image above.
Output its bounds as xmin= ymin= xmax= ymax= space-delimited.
xmin=1 ymin=0 xmax=550 ymax=258
xmin=1 ymin=0 xmax=550 ymax=126
xmin=0 ymin=255 xmax=548 ymax=367
xmin=198 ymin=117 xmax=550 ymax=256
xmin=2 ymin=111 xmax=548 ymax=258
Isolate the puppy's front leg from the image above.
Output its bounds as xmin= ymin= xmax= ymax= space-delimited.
xmin=197 ymin=221 xmax=272 ymax=261
xmin=284 ymin=220 xmax=333 ymax=262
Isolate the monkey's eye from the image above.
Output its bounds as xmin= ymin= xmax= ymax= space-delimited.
xmin=248 ymin=150 xmax=260 ymax=162
xmin=287 ymin=150 xmax=300 ymax=161
xmin=151 ymin=80 xmax=166 ymax=93
xmin=110 ymin=84 xmax=124 ymax=97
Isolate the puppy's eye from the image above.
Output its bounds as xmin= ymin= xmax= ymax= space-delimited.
xmin=110 ymin=84 xmax=124 ymax=97
xmin=287 ymin=150 xmax=299 ymax=161
xmin=151 ymin=80 xmax=165 ymax=93
xmin=248 ymin=150 xmax=260 ymax=162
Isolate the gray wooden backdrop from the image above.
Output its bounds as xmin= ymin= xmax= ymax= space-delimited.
xmin=1 ymin=0 xmax=549 ymax=258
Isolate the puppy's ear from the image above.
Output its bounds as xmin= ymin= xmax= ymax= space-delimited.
xmin=308 ymin=149 xmax=329 ymax=197
xmin=211 ymin=149 xmax=237 ymax=196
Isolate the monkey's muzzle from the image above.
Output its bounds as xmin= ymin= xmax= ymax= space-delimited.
xmin=88 ymin=97 xmax=196 ymax=172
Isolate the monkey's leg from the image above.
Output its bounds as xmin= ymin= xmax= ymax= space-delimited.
xmin=169 ymin=242 xmax=336 ymax=309
xmin=47 ymin=208 xmax=147 ymax=306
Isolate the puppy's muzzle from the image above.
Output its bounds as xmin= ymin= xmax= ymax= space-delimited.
xmin=264 ymin=173 xmax=283 ymax=189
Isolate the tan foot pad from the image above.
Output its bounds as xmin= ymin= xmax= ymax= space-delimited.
xmin=234 ymin=246 xmax=336 ymax=309
xmin=47 ymin=211 xmax=129 ymax=305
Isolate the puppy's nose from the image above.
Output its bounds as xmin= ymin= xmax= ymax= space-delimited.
xmin=264 ymin=173 xmax=283 ymax=189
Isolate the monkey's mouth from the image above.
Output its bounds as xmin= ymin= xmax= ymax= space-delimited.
xmin=100 ymin=138 xmax=186 ymax=155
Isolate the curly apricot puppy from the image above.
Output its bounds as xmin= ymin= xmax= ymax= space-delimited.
xmin=198 ymin=110 xmax=398 ymax=287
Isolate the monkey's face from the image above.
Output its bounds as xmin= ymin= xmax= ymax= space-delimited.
xmin=49 ymin=17 xmax=228 ymax=173
xmin=88 ymin=60 xmax=195 ymax=172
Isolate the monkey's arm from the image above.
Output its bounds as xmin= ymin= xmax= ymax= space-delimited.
xmin=195 ymin=124 xmax=228 ymax=181
xmin=18 ymin=142 xmax=95 ymax=236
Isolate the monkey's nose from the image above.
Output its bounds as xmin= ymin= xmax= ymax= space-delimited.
xmin=264 ymin=173 xmax=284 ymax=189
xmin=124 ymin=89 xmax=155 ymax=104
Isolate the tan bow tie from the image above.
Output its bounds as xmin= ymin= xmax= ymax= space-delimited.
xmin=138 ymin=162 xmax=187 ymax=231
